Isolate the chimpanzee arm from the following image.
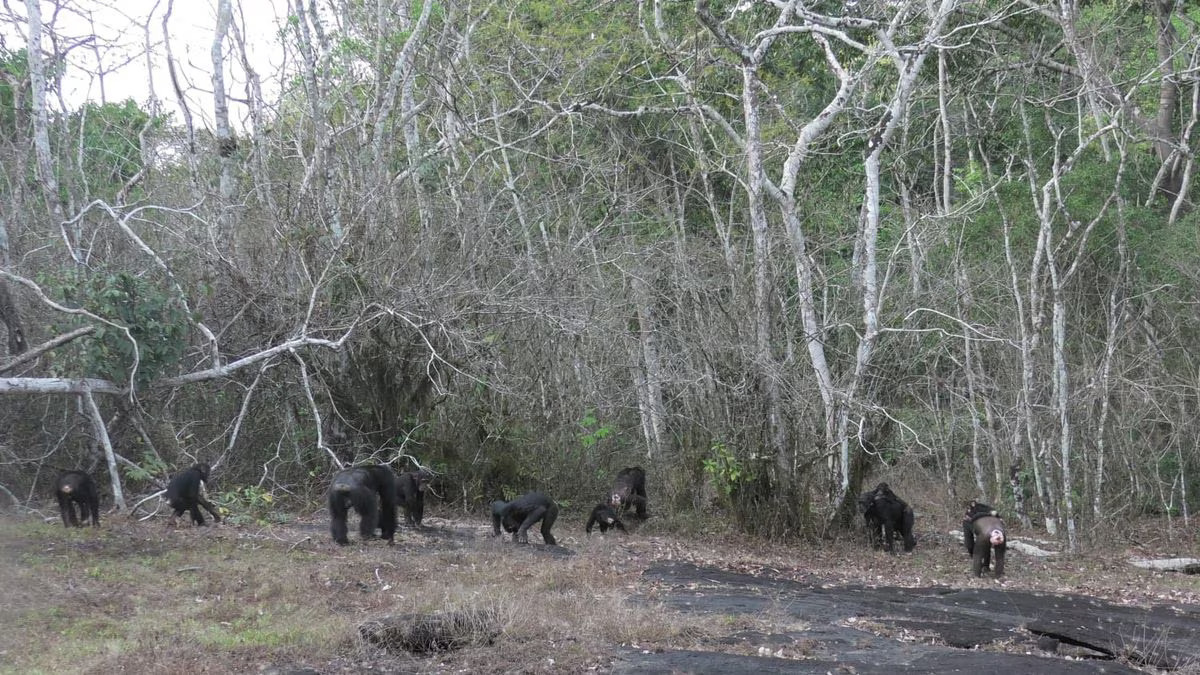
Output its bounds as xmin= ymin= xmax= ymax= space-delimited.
xmin=198 ymin=496 xmax=221 ymax=523
xmin=491 ymin=501 xmax=507 ymax=537
xmin=539 ymin=502 xmax=558 ymax=545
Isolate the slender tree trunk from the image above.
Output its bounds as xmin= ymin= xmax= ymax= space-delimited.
xmin=631 ymin=273 xmax=667 ymax=459
xmin=24 ymin=0 xmax=65 ymax=228
xmin=83 ymin=389 xmax=126 ymax=512
xmin=211 ymin=0 xmax=236 ymax=239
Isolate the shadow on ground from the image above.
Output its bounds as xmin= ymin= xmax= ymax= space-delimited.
xmin=615 ymin=562 xmax=1200 ymax=674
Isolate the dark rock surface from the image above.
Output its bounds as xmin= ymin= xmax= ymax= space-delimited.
xmin=614 ymin=562 xmax=1200 ymax=673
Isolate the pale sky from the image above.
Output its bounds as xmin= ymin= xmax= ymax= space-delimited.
xmin=2 ymin=0 xmax=290 ymax=129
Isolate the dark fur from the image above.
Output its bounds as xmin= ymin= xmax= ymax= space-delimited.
xmin=397 ymin=468 xmax=433 ymax=527
xmin=610 ymin=466 xmax=648 ymax=519
xmin=166 ymin=463 xmax=221 ymax=526
xmin=491 ymin=492 xmax=559 ymax=545
xmin=327 ymin=465 xmax=398 ymax=545
xmin=857 ymin=482 xmax=916 ymax=553
xmin=55 ymin=470 xmax=100 ymax=528
xmin=585 ymin=504 xmax=627 ymax=535
xmin=962 ymin=501 xmax=1006 ymax=578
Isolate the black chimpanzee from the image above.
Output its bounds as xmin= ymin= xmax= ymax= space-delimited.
xmin=963 ymin=500 xmax=1007 ymax=578
xmin=166 ymin=462 xmax=221 ymax=527
xmin=55 ymin=470 xmax=100 ymax=528
xmin=491 ymin=492 xmax=559 ymax=545
xmin=585 ymin=504 xmax=627 ymax=535
xmin=397 ymin=468 xmax=434 ymax=528
xmin=857 ymin=482 xmax=916 ymax=553
xmin=610 ymin=466 xmax=648 ymax=519
xmin=327 ymin=465 xmax=398 ymax=545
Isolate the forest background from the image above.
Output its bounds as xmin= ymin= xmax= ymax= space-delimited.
xmin=0 ymin=0 xmax=1197 ymax=550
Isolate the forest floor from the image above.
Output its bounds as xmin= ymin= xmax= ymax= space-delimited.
xmin=1 ymin=507 xmax=1198 ymax=674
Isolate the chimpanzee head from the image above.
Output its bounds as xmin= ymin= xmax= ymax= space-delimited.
xmin=857 ymin=491 xmax=874 ymax=515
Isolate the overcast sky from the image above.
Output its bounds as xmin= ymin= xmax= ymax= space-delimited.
xmin=2 ymin=0 xmax=289 ymax=129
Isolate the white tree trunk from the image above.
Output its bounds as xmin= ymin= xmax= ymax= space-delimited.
xmin=83 ymin=389 xmax=127 ymax=512
xmin=24 ymin=0 xmax=65 ymax=225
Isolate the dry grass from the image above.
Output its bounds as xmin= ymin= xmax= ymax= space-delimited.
xmin=0 ymin=515 xmax=721 ymax=674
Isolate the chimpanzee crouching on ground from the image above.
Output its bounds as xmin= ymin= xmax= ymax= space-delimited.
xmin=491 ymin=492 xmax=558 ymax=545
xmin=55 ymin=470 xmax=100 ymax=528
xmin=857 ymin=482 xmax=916 ymax=553
xmin=166 ymin=463 xmax=221 ymax=527
xmin=327 ymin=465 xmax=399 ymax=545
xmin=585 ymin=504 xmax=627 ymax=535
xmin=963 ymin=500 xmax=1007 ymax=578
xmin=610 ymin=466 xmax=649 ymax=520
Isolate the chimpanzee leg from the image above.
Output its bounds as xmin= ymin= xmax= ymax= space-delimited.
xmin=882 ymin=519 xmax=896 ymax=554
xmin=633 ymin=493 xmax=648 ymax=519
xmin=901 ymin=508 xmax=916 ymax=552
xmin=358 ymin=502 xmax=378 ymax=540
xmin=189 ymin=503 xmax=207 ymax=526
xmin=992 ymin=547 xmax=1005 ymax=578
xmin=868 ymin=518 xmax=883 ymax=549
xmin=514 ymin=505 xmax=547 ymax=544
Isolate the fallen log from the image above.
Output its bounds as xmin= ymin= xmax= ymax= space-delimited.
xmin=1128 ymin=558 xmax=1200 ymax=574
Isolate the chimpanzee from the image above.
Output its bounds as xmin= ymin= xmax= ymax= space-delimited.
xmin=857 ymin=482 xmax=916 ymax=553
xmin=585 ymin=504 xmax=627 ymax=535
xmin=327 ymin=465 xmax=398 ymax=545
xmin=55 ymin=470 xmax=100 ymax=528
xmin=397 ymin=468 xmax=434 ymax=528
xmin=491 ymin=492 xmax=558 ymax=545
xmin=962 ymin=500 xmax=1006 ymax=578
xmin=166 ymin=462 xmax=221 ymax=527
xmin=610 ymin=466 xmax=648 ymax=519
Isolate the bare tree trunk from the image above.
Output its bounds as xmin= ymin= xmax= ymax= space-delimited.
xmin=1093 ymin=142 xmax=1130 ymax=520
xmin=289 ymin=0 xmax=342 ymax=242
xmin=211 ymin=0 xmax=236 ymax=238
xmin=631 ymin=273 xmax=667 ymax=459
xmin=83 ymin=389 xmax=126 ymax=512
xmin=24 ymin=0 xmax=65 ymax=227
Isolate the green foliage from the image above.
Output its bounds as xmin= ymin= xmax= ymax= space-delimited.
xmin=577 ymin=409 xmax=613 ymax=448
xmin=47 ymin=272 xmax=191 ymax=386
xmin=701 ymin=441 xmax=756 ymax=500
xmin=0 ymin=48 xmax=29 ymax=139
xmin=70 ymin=100 xmax=156 ymax=197
xmin=122 ymin=453 xmax=169 ymax=484
xmin=214 ymin=485 xmax=284 ymax=525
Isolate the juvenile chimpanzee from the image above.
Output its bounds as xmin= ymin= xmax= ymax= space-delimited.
xmin=397 ymin=468 xmax=434 ymax=528
xmin=491 ymin=492 xmax=558 ymax=545
xmin=857 ymin=482 xmax=916 ymax=553
xmin=327 ymin=465 xmax=398 ymax=545
xmin=610 ymin=466 xmax=648 ymax=519
xmin=55 ymin=470 xmax=100 ymax=528
xmin=585 ymin=504 xmax=627 ymax=535
xmin=166 ymin=462 xmax=221 ymax=527
xmin=963 ymin=500 xmax=1007 ymax=578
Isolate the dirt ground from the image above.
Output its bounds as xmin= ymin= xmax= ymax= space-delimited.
xmin=1 ymin=506 xmax=1198 ymax=674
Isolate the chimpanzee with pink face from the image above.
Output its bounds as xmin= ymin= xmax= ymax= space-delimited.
xmin=963 ymin=500 xmax=1007 ymax=578
xmin=609 ymin=466 xmax=648 ymax=520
